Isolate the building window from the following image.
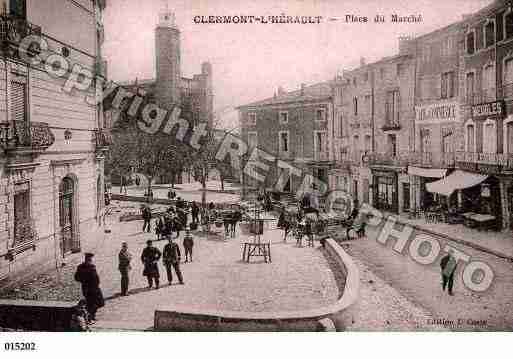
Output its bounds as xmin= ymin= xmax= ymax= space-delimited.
xmin=484 ymin=20 xmax=495 ymax=48
xmin=315 ymin=131 xmax=326 ymax=154
xmin=364 ymin=95 xmax=371 ymax=114
xmin=363 ymin=72 xmax=369 ymax=82
xmin=279 ymin=131 xmax=289 ymax=153
xmin=385 ymin=90 xmax=400 ymax=125
xmin=248 ymin=131 xmax=257 ymax=149
xmin=482 ymin=64 xmax=495 ymax=101
xmin=441 ymin=71 xmax=455 ymax=99
xmin=422 ymin=45 xmax=431 ymax=62
xmin=353 ymin=77 xmax=357 ymax=86
xmin=279 ymin=111 xmax=288 ymax=124
xmin=248 ymin=112 xmax=256 ymax=125
xmin=396 ymin=63 xmax=403 ymax=77
xmin=505 ymin=11 xmax=513 ymax=39
xmin=380 ymin=68 xmax=385 ymax=79
xmin=504 ymin=58 xmax=513 ymax=98
xmin=441 ymin=37 xmax=453 ymax=57
xmin=13 ymin=181 xmax=32 ymax=247
xmin=339 ymin=114 xmax=344 ymax=137
xmin=10 ymin=70 xmax=27 ymax=123
xmin=466 ymin=72 xmax=475 ymax=104
xmin=420 ymin=128 xmax=431 ymax=153
xmin=466 ymin=31 xmax=475 ymax=55
xmin=466 ymin=123 xmax=475 ymax=152
xmin=316 ymin=108 xmax=326 ymax=122
xmin=483 ymin=119 xmax=497 ymax=154
xmin=364 ymin=135 xmax=371 ymax=153
xmin=353 ymin=97 xmax=358 ymax=116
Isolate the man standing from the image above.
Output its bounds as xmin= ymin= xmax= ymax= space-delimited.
xmin=142 ymin=205 xmax=151 ymax=233
xmin=141 ymin=240 xmax=162 ymax=289
xmin=440 ymin=249 xmax=457 ymax=296
xmin=191 ymin=201 xmax=199 ymax=224
xmin=163 ymin=237 xmax=184 ymax=285
xmin=118 ymin=242 xmax=132 ymax=296
xmin=74 ymin=253 xmax=104 ymax=323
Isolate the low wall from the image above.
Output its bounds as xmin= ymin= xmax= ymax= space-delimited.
xmin=111 ymin=194 xmax=176 ymax=205
xmin=0 ymin=299 xmax=76 ymax=331
xmin=154 ymin=238 xmax=359 ymax=331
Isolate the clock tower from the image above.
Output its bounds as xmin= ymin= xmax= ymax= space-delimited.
xmin=155 ymin=2 xmax=181 ymax=110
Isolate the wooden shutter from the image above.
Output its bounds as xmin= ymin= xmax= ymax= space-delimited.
xmin=11 ymin=73 xmax=27 ymax=122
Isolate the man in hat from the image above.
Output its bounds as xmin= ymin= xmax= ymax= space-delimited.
xmin=183 ymin=228 xmax=194 ymax=262
xmin=141 ymin=240 xmax=162 ymax=289
xmin=440 ymin=249 xmax=458 ymax=296
xmin=74 ymin=253 xmax=104 ymax=323
xmin=162 ymin=236 xmax=184 ymax=285
xmin=118 ymin=242 xmax=132 ymax=296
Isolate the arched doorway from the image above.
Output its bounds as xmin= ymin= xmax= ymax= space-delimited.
xmin=59 ymin=176 xmax=76 ymax=256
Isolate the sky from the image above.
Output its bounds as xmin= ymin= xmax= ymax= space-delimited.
xmin=103 ymin=0 xmax=492 ymax=125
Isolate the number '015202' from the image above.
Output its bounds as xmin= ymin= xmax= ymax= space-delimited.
xmin=4 ymin=342 xmax=36 ymax=351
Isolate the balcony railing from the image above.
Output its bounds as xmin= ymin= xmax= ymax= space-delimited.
xmin=455 ymin=151 xmax=513 ymax=170
xmin=368 ymin=151 xmax=409 ymax=167
xmin=0 ymin=15 xmax=42 ymax=61
xmin=0 ymin=121 xmax=55 ymax=150
xmin=94 ymin=128 xmax=112 ymax=151
xmin=465 ymin=89 xmax=496 ymax=105
xmin=313 ymin=151 xmax=329 ymax=162
xmin=383 ymin=103 xmax=401 ymax=130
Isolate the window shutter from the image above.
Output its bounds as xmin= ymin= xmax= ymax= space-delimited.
xmin=11 ymin=79 xmax=26 ymax=122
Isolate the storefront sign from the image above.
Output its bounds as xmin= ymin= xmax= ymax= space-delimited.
xmin=415 ymin=101 xmax=459 ymax=124
xmin=372 ymin=170 xmax=396 ymax=178
xmin=471 ymin=100 xmax=505 ymax=120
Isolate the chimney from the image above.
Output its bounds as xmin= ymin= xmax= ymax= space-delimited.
xmin=277 ymin=86 xmax=285 ymax=96
xmin=300 ymin=83 xmax=306 ymax=95
xmin=359 ymin=57 xmax=366 ymax=67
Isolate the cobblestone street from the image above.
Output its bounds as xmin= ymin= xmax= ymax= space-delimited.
xmin=1 ymin=211 xmax=343 ymax=330
xmin=344 ymin=223 xmax=513 ymax=331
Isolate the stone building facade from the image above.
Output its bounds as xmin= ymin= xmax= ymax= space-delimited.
xmin=0 ymin=0 xmax=108 ymax=280
xmin=238 ymin=83 xmax=333 ymax=196
xmin=331 ymin=42 xmax=416 ymax=213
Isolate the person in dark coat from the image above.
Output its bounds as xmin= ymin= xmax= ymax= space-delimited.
xmin=183 ymin=228 xmax=194 ymax=262
xmin=141 ymin=205 xmax=151 ymax=233
xmin=191 ymin=201 xmax=200 ymax=224
xmin=74 ymin=253 xmax=104 ymax=323
xmin=162 ymin=237 xmax=184 ymax=285
xmin=141 ymin=240 xmax=162 ymax=289
xmin=440 ymin=249 xmax=457 ymax=296
xmin=118 ymin=242 xmax=132 ymax=296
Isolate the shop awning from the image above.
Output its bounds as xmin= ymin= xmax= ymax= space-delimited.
xmin=426 ymin=170 xmax=488 ymax=197
xmin=407 ymin=166 xmax=447 ymax=178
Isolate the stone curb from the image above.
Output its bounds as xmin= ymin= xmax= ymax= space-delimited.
xmin=394 ymin=218 xmax=513 ymax=261
xmin=153 ymin=238 xmax=360 ymax=331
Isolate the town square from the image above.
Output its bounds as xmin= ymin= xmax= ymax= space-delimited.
xmin=0 ymin=0 xmax=512 ymax=345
